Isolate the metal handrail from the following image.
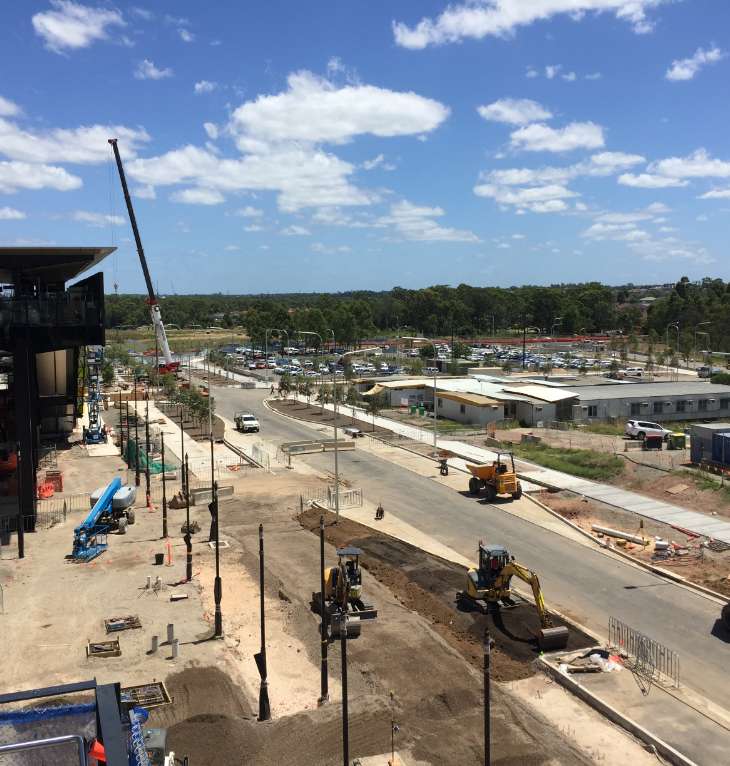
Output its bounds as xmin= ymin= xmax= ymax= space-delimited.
xmin=0 ymin=734 xmax=87 ymax=764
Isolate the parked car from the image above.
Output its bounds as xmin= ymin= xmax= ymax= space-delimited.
xmin=625 ymin=420 xmax=672 ymax=441
xmin=697 ymin=365 xmax=724 ymax=378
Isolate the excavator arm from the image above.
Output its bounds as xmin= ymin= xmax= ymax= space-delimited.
xmin=502 ymin=562 xmax=553 ymax=629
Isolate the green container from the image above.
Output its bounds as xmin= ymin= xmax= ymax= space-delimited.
xmin=668 ymin=432 xmax=686 ymax=450
xmin=418 ymin=405 xmax=425 ymax=416
xmin=409 ymin=405 xmax=417 ymax=415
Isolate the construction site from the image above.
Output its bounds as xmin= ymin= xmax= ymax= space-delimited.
xmin=2 ymin=138 xmax=730 ymax=766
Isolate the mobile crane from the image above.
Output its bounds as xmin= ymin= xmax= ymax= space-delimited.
xmin=108 ymin=138 xmax=180 ymax=374
xmin=457 ymin=543 xmax=570 ymax=651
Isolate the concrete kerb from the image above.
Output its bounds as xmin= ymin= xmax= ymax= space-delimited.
xmin=525 ymin=492 xmax=729 ymax=607
xmin=539 ymin=657 xmax=698 ymax=766
xmin=265 ymin=397 xmax=730 ymax=607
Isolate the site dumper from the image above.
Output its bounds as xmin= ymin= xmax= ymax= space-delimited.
xmin=466 ymin=452 xmax=522 ymax=501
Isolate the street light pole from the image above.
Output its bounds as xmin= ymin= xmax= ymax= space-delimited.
xmin=400 ymin=336 xmax=438 ymax=452
xmin=184 ymin=453 xmax=192 ymax=582
xmin=161 ymin=431 xmax=168 ymax=539
xmin=694 ymin=322 xmax=711 ymax=362
xmin=144 ymin=399 xmax=151 ymax=509
xmin=299 ymin=331 xmax=324 ymax=412
xmin=318 ymin=515 xmax=329 ymax=705
xmin=334 ymin=347 xmax=381 ymax=519
xmin=484 ymin=627 xmax=492 ymax=766
xmin=133 ymin=378 xmax=140 ymax=487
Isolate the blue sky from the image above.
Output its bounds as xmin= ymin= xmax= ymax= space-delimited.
xmin=0 ymin=0 xmax=728 ymax=293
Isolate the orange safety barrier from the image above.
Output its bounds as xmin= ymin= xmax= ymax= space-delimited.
xmin=88 ymin=738 xmax=106 ymax=763
xmin=36 ymin=482 xmax=55 ymax=499
xmin=166 ymin=539 xmax=173 ymax=566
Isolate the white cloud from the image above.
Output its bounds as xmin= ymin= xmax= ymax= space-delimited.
xmin=170 ymin=187 xmax=224 ymax=205
xmin=203 ymin=122 xmax=219 ymax=140
xmin=618 ymin=173 xmax=689 ymax=188
xmin=362 ymin=153 xmax=396 ymax=171
xmin=130 ymin=7 xmax=153 ymax=21
xmin=379 ymin=200 xmax=480 ymax=241
xmin=526 ymin=67 xmax=539 ymax=79
xmin=311 ymin=242 xmax=351 ymax=254
xmin=32 ymin=0 xmax=125 ymax=53
xmin=0 ymin=160 xmax=82 ymax=193
xmin=73 ymin=210 xmax=124 ymax=226
xmin=645 ymin=201 xmax=670 ymax=214
xmin=235 ymin=205 xmax=263 ymax=218
xmin=179 ymin=28 xmax=195 ymax=43
xmin=244 ymin=224 xmax=263 ymax=232
xmin=477 ymin=98 xmax=552 ymax=125
xmin=0 ymin=207 xmax=26 ymax=220
xmin=229 ymin=70 xmax=449 ymax=146
xmin=474 ymin=182 xmax=576 ymax=213
xmin=510 ymin=121 xmax=604 ymax=152
xmin=127 ymin=70 xmax=451 ymax=213
xmin=476 ymin=151 xmax=644 ymax=213
xmin=585 ymin=72 xmax=602 ymax=80
xmin=194 ymin=80 xmax=217 ymax=94
xmin=649 ymin=149 xmax=730 ymax=179
xmin=393 ymin=1 xmax=668 ymax=49
xmin=224 ymin=244 xmax=240 ymax=251
xmin=545 ymin=65 xmax=561 ymax=80
xmin=699 ymin=188 xmax=730 ymax=199
xmin=134 ymin=59 xmax=173 ymax=80
xmin=0 ymin=96 xmax=21 ymax=118
xmin=0 ymin=118 xmax=149 ymax=164
xmin=281 ymin=225 xmax=311 ymax=236
xmin=561 ymin=71 xmax=577 ymax=82
xmin=666 ymin=46 xmax=725 ymax=81
xmin=133 ymin=184 xmax=156 ymax=199
xmin=512 ymin=233 xmax=525 ymax=239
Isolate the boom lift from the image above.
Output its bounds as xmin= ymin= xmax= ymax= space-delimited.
xmin=70 ymin=477 xmax=136 ymax=561
xmin=457 ymin=543 xmax=570 ymax=651
xmin=312 ymin=547 xmax=378 ymax=638
xmin=108 ymin=139 xmax=179 ymax=374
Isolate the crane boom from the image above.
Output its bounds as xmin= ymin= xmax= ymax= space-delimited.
xmin=108 ymin=138 xmax=178 ymax=372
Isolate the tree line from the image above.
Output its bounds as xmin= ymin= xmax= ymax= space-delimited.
xmin=104 ymin=277 xmax=730 ymax=351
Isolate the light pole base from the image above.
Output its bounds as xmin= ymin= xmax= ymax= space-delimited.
xmin=317 ymin=695 xmax=329 ymax=707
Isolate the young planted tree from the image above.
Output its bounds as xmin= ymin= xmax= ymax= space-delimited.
xmin=365 ymin=391 xmax=387 ymax=431
xmin=279 ymin=372 xmax=292 ymax=400
xmin=346 ymin=385 xmax=360 ymax=417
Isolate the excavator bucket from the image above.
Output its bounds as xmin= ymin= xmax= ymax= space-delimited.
xmin=538 ymin=626 xmax=570 ymax=651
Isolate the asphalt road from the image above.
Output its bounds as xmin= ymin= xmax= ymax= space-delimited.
xmin=215 ymin=385 xmax=729 ymax=710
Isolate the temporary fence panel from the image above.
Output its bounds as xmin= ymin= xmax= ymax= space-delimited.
xmin=608 ymin=616 xmax=680 ymax=688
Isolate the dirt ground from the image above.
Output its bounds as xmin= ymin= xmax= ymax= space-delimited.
xmin=149 ymin=480 xmax=598 ymax=766
xmin=298 ymin=507 xmax=594 ymax=681
xmin=541 ymin=491 xmax=730 ymax=597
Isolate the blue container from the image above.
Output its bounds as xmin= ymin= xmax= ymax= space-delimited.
xmin=713 ymin=433 xmax=730 ymax=465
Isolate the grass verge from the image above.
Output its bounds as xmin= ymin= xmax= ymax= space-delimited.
xmin=512 ymin=442 xmax=624 ymax=481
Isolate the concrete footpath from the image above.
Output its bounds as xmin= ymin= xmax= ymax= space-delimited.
xmin=292 ymin=394 xmax=730 ymax=545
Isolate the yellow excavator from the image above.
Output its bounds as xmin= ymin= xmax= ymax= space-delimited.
xmin=457 ymin=543 xmax=570 ymax=651
xmin=312 ymin=547 xmax=378 ymax=638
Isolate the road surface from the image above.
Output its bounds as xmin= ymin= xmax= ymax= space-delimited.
xmin=214 ymin=385 xmax=729 ymax=711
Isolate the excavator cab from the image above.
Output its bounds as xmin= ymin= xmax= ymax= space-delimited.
xmin=459 ymin=542 xmax=570 ymax=652
xmin=313 ymin=547 xmax=377 ymax=639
